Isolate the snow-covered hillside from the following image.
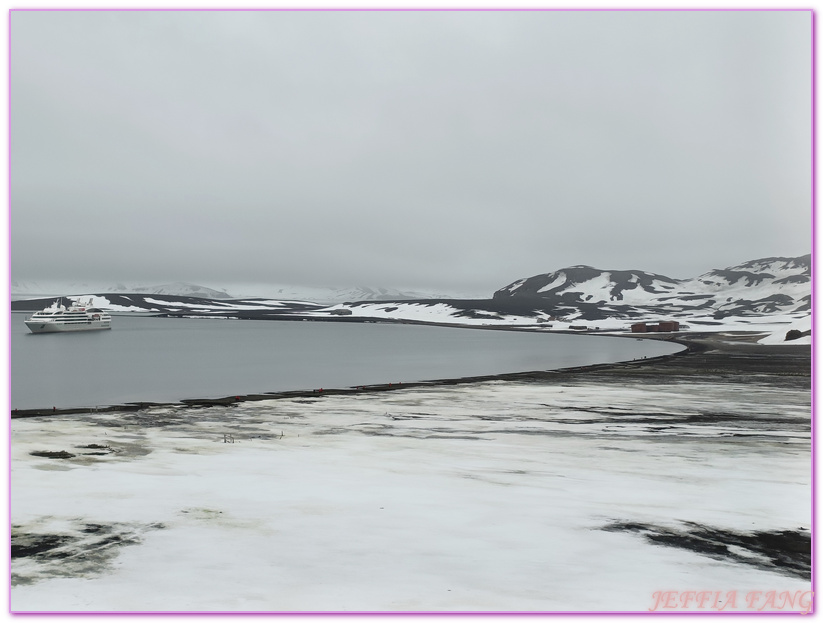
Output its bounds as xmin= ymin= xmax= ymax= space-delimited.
xmin=495 ymin=266 xmax=682 ymax=305
xmin=310 ymin=255 xmax=812 ymax=338
xmin=11 ymin=294 xmax=324 ymax=317
xmin=757 ymin=315 xmax=812 ymax=345
xmin=494 ymin=255 xmax=810 ymax=320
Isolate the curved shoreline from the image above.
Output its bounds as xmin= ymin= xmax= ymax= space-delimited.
xmin=11 ymin=331 xmax=809 ymax=419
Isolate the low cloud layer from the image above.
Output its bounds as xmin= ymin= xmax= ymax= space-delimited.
xmin=11 ymin=10 xmax=812 ymax=295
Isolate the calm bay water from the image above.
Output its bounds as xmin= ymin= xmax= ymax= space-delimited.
xmin=11 ymin=314 xmax=682 ymax=410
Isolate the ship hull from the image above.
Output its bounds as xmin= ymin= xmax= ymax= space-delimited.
xmin=25 ymin=321 xmax=112 ymax=334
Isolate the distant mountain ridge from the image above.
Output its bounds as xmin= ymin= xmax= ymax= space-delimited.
xmin=494 ymin=255 xmax=810 ymax=320
xmin=10 ymin=280 xmax=462 ymax=303
xmin=11 ymin=255 xmax=810 ymax=327
xmin=11 ymin=280 xmax=232 ymax=300
xmin=127 ymin=282 xmax=232 ymax=299
xmin=233 ymin=284 xmax=461 ymax=303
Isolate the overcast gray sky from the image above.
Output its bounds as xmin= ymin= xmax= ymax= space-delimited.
xmin=10 ymin=9 xmax=812 ymax=295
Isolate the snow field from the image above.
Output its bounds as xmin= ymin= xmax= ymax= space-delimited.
xmin=11 ymin=377 xmax=810 ymax=612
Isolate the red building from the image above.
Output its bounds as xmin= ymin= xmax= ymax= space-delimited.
xmin=657 ymin=321 xmax=680 ymax=332
xmin=631 ymin=321 xmax=680 ymax=333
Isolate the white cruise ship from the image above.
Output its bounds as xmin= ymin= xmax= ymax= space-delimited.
xmin=24 ymin=299 xmax=112 ymax=334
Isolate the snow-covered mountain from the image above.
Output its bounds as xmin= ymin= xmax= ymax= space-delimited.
xmin=495 ymin=266 xmax=682 ymax=304
xmin=126 ymin=282 xmax=232 ymax=299
xmin=11 ymin=280 xmax=465 ymax=304
xmin=10 ymin=281 xmax=232 ymax=300
xmin=327 ymin=285 xmax=453 ymax=302
xmin=493 ymin=255 xmax=811 ymax=320
xmin=229 ymin=284 xmax=467 ymax=303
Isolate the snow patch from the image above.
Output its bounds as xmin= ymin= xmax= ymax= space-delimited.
xmin=757 ymin=316 xmax=812 ymax=345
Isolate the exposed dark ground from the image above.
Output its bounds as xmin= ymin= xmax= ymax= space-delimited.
xmin=561 ymin=332 xmax=810 ymax=386
xmin=601 ymin=521 xmax=811 ymax=580
xmin=11 ymin=520 xmax=165 ymax=586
